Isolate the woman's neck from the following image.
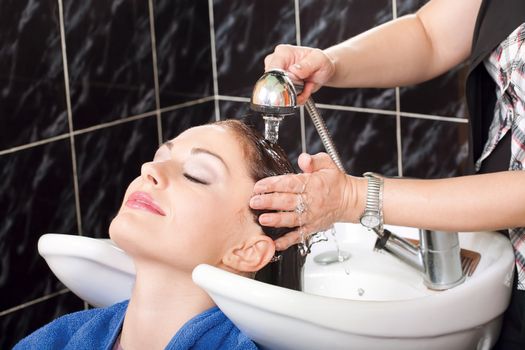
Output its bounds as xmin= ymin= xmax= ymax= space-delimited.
xmin=119 ymin=264 xmax=215 ymax=350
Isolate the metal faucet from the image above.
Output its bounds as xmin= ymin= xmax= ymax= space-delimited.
xmin=250 ymin=69 xmax=345 ymax=172
xmin=374 ymin=227 xmax=465 ymax=290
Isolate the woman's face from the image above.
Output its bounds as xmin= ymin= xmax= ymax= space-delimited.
xmin=109 ymin=124 xmax=268 ymax=273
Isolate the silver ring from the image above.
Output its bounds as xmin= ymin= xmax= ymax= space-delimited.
xmin=270 ymin=254 xmax=282 ymax=263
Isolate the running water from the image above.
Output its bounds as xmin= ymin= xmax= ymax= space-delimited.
xmin=328 ymin=226 xmax=348 ymax=263
xmin=312 ymin=226 xmax=350 ymax=265
xmin=263 ymin=115 xmax=284 ymax=144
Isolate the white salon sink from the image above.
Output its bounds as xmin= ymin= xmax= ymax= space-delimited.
xmin=38 ymin=224 xmax=514 ymax=349
xmin=38 ymin=234 xmax=135 ymax=307
xmin=193 ymin=224 xmax=515 ymax=350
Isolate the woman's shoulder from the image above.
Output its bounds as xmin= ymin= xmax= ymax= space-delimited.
xmin=13 ymin=300 xmax=128 ymax=350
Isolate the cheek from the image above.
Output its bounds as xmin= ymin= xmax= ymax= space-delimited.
xmin=167 ymin=195 xmax=236 ymax=262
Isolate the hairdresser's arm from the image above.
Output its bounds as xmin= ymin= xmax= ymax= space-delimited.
xmin=266 ymin=0 xmax=482 ymax=103
xmin=366 ymin=172 xmax=525 ymax=232
xmin=324 ymin=0 xmax=481 ymax=87
xmin=251 ymin=154 xmax=525 ymax=251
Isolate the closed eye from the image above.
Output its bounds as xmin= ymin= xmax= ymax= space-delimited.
xmin=184 ymin=173 xmax=209 ymax=185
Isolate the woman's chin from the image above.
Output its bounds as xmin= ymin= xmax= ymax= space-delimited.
xmin=109 ymin=212 xmax=150 ymax=251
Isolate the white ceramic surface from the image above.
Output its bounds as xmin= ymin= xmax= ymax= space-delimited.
xmin=192 ymin=224 xmax=515 ymax=350
xmin=38 ymin=234 xmax=135 ymax=307
xmin=38 ymin=223 xmax=515 ymax=349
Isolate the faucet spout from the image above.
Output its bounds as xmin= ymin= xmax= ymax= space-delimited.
xmin=374 ymin=229 xmax=425 ymax=272
xmin=374 ymin=228 xmax=465 ymax=290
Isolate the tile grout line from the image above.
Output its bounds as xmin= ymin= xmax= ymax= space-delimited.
xmin=392 ymin=0 xmax=403 ymax=177
xmin=396 ymin=87 xmax=403 ymax=177
xmin=215 ymin=96 xmax=468 ymax=122
xmin=300 ymin=106 xmax=307 ymax=153
xmin=57 ymin=0 xmax=83 ymax=237
xmin=147 ymin=0 xmax=163 ymax=145
xmin=294 ymin=0 xmax=301 ymax=46
xmin=400 ymin=111 xmax=468 ymax=123
xmin=0 ymin=134 xmax=71 ymax=156
xmin=207 ymin=0 xmax=220 ymax=121
xmin=294 ymin=0 xmax=307 ymax=154
xmin=0 ymin=288 xmax=70 ymax=318
xmin=72 ymin=111 xmax=158 ymax=136
xmin=0 ymin=98 xmax=467 ymax=158
xmin=216 ymin=95 xmax=250 ymax=103
xmin=0 ymin=98 xmax=216 ymax=157
xmin=315 ymin=103 xmax=397 ymax=116
xmin=159 ymin=96 xmax=215 ymax=113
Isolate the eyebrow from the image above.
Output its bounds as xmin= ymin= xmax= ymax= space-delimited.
xmin=160 ymin=141 xmax=230 ymax=173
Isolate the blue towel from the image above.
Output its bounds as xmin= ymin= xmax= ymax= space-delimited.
xmin=13 ymin=300 xmax=259 ymax=350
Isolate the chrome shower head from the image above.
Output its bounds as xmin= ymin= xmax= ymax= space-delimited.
xmin=250 ymin=69 xmax=346 ymax=171
xmin=250 ymin=69 xmax=298 ymax=115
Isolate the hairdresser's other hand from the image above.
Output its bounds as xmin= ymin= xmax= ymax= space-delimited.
xmin=250 ymin=153 xmax=353 ymax=251
xmin=264 ymin=44 xmax=336 ymax=105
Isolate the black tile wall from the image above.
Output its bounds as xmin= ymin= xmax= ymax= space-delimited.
xmin=399 ymin=64 xmax=469 ymax=118
xmin=0 ymin=140 xmax=77 ymax=311
xmin=402 ymin=117 xmax=469 ymax=178
xmin=162 ymin=101 xmax=216 ymax=141
xmin=1 ymin=0 xmax=470 ymax=345
xmin=1 ymin=292 xmax=84 ymax=349
xmin=305 ymin=109 xmax=398 ymax=176
xmin=299 ymin=0 xmax=395 ymax=110
xmin=396 ymin=0 xmax=429 ymax=17
xmin=397 ymin=0 xmax=468 ymax=119
xmin=76 ymin=117 xmax=159 ymax=238
xmin=154 ymin=0 xmax=213 ymax=106
xmin=214 ymin=0 xmax=297 ymax=97
xmin=64 ymin=0 xmax=156 ymax=130
xmin=0 ymin=0 xmax=68 ymax=150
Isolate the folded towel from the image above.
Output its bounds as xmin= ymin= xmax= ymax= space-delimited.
xmin=13 ymin=301 xmax=258 ymax=350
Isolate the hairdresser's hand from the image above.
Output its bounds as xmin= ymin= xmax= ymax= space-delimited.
xmin=264 ymin=44 xmax=336 ymax=105
xmin=250 ymin=152 xmax=354 ymax=251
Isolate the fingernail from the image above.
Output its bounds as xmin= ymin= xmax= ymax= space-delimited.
xmin=259 ymin=215 xmax=272 ymax=225
xmin=250 ymin=196 xmax=262 ymax=207
xmin=293 ymin=63 xmax=302 ymax=70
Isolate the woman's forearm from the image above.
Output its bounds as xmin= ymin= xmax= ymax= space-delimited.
xmin=348 ymin=171 xmax=525 ymax=232
xmin=324 ymin=0 xmax=482 ymax=88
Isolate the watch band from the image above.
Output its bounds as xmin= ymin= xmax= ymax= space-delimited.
xmin=361 ymin=172 xmax=384 ymax=231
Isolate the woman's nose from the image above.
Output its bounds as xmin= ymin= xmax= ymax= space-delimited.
xmin=140 ymin=162 xmax=167 ymax=188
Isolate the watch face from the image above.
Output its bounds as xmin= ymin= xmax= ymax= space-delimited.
xmin=360 ymin=214 xmax=380 ymax=228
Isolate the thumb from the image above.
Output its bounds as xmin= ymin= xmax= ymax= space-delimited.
xmin=299 ymin=152 xmax=338 ymax=173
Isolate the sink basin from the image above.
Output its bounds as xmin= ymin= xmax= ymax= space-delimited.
xmin=38 ymin=224 xmax=514 ymax=349
xmin=192 ymin=224 xmax=515 ymax=350
xmin=38 ymin=233 xmax=135 ymax=307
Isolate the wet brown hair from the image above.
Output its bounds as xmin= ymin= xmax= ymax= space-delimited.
xmin=215 ymin=119 xmax=305 ymax=291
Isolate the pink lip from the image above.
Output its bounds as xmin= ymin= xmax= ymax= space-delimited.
xmin=126 ymin=191 xmax=166 ymax=216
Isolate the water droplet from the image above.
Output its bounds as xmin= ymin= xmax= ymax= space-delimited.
xmin=357 ymin=288 xmax=365 ymax=297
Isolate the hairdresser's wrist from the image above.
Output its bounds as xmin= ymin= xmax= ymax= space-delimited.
xmin=338 ymin=175 xmax=367 ymax=224
xmin=321 ymin=47 xmax=340 ymax=87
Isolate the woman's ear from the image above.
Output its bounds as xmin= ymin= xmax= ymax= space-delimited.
xmin=222 ymin=235 xmax=275 ymax=273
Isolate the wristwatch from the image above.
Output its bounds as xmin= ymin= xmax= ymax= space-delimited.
xmin=359 ymin=172 xmax=384 ymax=232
